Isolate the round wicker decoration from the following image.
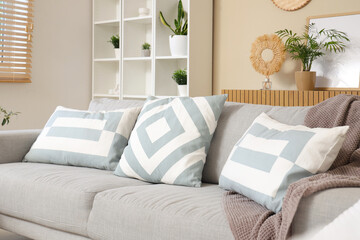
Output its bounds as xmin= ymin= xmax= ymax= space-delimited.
xmin=250 ymin=34 xmax=286 ymax=77
xmin=272 ymin=0 xmax=311 ymax=11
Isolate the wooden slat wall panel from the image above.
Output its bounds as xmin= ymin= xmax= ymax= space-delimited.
xmin=222 ymin=90 xmax=360 ymax=106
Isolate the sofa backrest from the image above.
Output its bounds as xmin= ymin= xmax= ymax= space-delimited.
xmin=88 ymin=98 xmax=311 ymax=185
xmin=203 ymin=102 xmax=311 ymax=184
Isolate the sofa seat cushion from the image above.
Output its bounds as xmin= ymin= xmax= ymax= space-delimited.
xmin=0 ymin=163 xmax=149 ymax=237
xmin=87 ymin=184 xmax=234 ymax=240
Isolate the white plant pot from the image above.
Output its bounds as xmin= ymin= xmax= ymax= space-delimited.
xmin=141 ymin=49 xmax=151 ymax=57
xmin=138 ymin=8 xmax=150 ymax=17
xmin=114 ymin=48 xmax=120 ymax=59
xmin=169 ymin=35 xmax=188 ymax=57
xmin=177 ymin=85 xmax=187 ymax=97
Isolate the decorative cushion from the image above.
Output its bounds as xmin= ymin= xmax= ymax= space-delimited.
xmin=24 ymin=106 xmax=141 ymax=170
xmin=219 ymin=113 xmax=348 ymax=213
xmin=114 ymin=95 xmax=227 ymax=187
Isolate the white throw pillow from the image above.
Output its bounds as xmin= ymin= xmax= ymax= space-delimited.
xmin=219 ymin=113 xmax=348 ymax=212
xmin=24 ymin=106 xmax=141 ymax=170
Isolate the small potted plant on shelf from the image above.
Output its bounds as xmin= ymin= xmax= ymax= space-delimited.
xmin=276 ymin=23 xmax=349 ymax=91
xmin=0 ymin=106 xmax=18 ymax=126
xmin=142 ymin=42 xmax=151 ymax=57
xmin=172 ymin=68 xmax=187 ymax=96
xmin=159 ymin=0 xmax=188 ymax=56
xmin=108 ymin=34 xmax=120 ymax=59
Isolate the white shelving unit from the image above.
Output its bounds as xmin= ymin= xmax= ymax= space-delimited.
xmin=92 ymin=0 xmax=213 ymax=100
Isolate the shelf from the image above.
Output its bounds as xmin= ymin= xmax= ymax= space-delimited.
xmin=156 ymin=56 xmax=188 ymax=60
xmin=123 ymin=57 xmax=151 ymax=61
xmin=94 ymin=58 xmax=120 ymax=62
xmin=123 ymin=16 xmax=152 ymax=24
xmin=94 ymin=94 xmax=120 ymax=98
xmin=94 ymin=19 xmax=120 ymax=27
xmin=123 ymin=94 xmax=148 ymax=99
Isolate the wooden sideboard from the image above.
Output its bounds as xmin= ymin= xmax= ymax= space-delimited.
xmin=221 ymin=89 xmax=360 ymax=106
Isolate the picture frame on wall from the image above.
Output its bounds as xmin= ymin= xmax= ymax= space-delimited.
xmin=307 ymin=11 xmax=360 ymax=90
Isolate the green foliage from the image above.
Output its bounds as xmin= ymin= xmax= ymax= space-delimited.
xmin=159 ymin=0 xmax=188 ymax=35
xmin=0 ymin=106 xmax=19 ymax=126
xmin=142 ymin=42 xmax=151 ymax=50
xmin=172 ymin=69 xmax=187 ymax=85
xmin=108 ymin=34 xmax=120 ymax=49
xmin=276 ymin=23 xmax=349 ymax=71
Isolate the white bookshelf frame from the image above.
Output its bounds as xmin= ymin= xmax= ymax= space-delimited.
xmin=92 ymin=0 xmax=213 ymax=100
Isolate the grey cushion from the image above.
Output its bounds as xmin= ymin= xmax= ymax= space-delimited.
xmin=87 ymin=184 xmax=234 ymax=240
xmin=203 ymin=102 xmax=311 ymax=184
xmin=291 ymin=188 xmax=360 ymax=239
xmin=88 ymin=98 xmax=144 ymax=111
xmin=0 ymin=163 xmax=149 ymax=237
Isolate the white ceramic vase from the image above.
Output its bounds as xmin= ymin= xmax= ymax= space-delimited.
xmin=177 ymin=85 xmax=187 ymax=97
xmin=114 ymin=48 xmax=120 ymax=59
xmin=169 ymin=35 xmax=188 ymax=56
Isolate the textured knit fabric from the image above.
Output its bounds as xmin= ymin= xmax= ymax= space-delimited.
xmin=223 ymin=94 xmax=360 ymax=240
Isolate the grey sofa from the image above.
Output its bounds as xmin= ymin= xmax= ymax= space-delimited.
xmin=0 ymin=99 xmax=359 ymax=240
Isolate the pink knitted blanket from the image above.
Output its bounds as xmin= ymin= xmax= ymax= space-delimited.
xmin=223 ymin=94 xmax=360 ymax=240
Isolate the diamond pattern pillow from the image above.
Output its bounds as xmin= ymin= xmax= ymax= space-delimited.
xmin=114 ymin=95 xmax=227 ymax=187
xmin=24 ymin=106 xmax=141 ymax=170
xmin=219 ymin=113 xmax=348 ymax=212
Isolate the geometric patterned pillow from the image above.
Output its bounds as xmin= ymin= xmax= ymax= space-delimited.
xmin=219 ymin=113 xmax=348 ymax=212
xmin=114 ymin=95 xmax=227 ymax=187
xmin=24 ymin=106 xmax=141 ymax=170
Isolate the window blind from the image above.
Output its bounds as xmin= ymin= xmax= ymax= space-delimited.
xmin=0 ymin=0 xmax=34 ymax=83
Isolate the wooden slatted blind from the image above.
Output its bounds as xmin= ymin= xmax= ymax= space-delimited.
xmin=0 ymin=0 xmax=34 ymax=83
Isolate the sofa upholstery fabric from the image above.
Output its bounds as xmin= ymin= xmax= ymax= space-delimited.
xmin=87 ymin=184 xmax=234 ymax=240
xmin=0 ymin=214 xmax=91 ymax=240
xmin=204 ymin=102 xmax=310 ymax=184
xmin=0 ymin=163 xmax=149 ymax=236
xmin=291 ymin=188 xmax=360 ymax=239
xmin=0 ymin=129 xmax=41 ymax=164
xmin=88 ymin=98 xmax=144 ymax=111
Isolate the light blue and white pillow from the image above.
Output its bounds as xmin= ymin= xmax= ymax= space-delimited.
xmin=24 ymin=106 xmax=141 ymax=170
xmin=114 ymin=95 xmax=227 ymax=187
xmin=219 ymin=113 xmax=348 ymax=213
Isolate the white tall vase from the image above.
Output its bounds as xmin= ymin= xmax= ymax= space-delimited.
xmin=169 ymin=35 xmax=188 ymax=56
xmin=177 ymin=85 xmax=187 ymax=97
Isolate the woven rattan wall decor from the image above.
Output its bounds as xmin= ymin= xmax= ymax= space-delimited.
xmin=272 ymin=0 xmax=311 ymax=11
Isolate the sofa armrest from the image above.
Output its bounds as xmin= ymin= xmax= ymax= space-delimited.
xmin=0 ymin=129 xmax=41 ymax=164
xmin=290 ymin=187 xmax=360 ymax=239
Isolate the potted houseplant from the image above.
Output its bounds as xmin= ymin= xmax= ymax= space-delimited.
xmin=172 ymin=69 xmax=187 ymax=96
xmin=159 ymin=0 xmax=188 ymax=56
xmin=109 ymin=34 xmax=120 ymax=59
xmin=276 ymin=23 xmax=349 ymax=90
xmin=1 ymin=106 xmax=18 ymax=126
xmin=142 ymin=42 xmax=151 ymax=57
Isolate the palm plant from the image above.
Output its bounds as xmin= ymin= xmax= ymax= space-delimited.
xmin=0 ymin=106 xmax=18 ymax=126
xmin=276 ymin=23 xmax=349 ymax=71
xmin=159 ymin=0 xmax=187 ymax=36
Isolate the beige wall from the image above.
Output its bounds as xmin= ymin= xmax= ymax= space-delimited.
xmin=0 ymin=0 xmax=92 ymax=130
xmin=213 ymin=0 xmax=360 ymax=94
